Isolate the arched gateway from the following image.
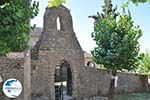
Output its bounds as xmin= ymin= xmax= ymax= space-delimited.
xmin=31 ymin=5 xmax=85 ymax=100
xmin=55 ymin=60 xmax=73 ymax=99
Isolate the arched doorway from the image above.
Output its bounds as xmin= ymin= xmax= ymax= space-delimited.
xmin=54 ymin=60 xmax=73 ymax=100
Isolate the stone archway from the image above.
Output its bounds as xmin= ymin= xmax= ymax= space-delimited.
xmin=31 ymin=5 xmax=85 ymax=100
xmin=54 ymin=60 xmax=73 ymax=100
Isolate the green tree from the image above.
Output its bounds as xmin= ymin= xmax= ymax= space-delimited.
xmin=138 ymin=50 xmax=150 ymax=74
xmin=90 ymin=0 xmax=142 ymax=99
xmin=91 ymin=0 xmax=142 ymax=72
xmin=130 ymin=0 xmax=150 ymax=4
xmin=48 ymin=0 xmax=67 ymax=7
xmin=0 ymin=0 xmax=39 ymax=56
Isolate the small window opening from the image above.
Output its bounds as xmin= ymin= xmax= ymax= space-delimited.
xmin=57 ymin=17 xmax=61 ymax=30
xmin=87 ymin=61 xmax=95 ymax=68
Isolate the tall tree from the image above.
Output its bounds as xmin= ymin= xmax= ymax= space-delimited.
xmin=90 ymin=0 xmax=143 ymax=99
xmin=0 ymin=0 xmax=39 ymax=56
xmin=91 ymin=0 xmax=143 ymax=71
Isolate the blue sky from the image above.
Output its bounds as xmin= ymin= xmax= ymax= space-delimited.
xmin=31 ymin=0 xmax=150 ymax=53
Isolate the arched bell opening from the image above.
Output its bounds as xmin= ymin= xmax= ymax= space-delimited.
xmin=56 ymin=16 xmax=61 ymax=30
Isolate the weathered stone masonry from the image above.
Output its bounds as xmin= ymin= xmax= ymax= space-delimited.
xmin=0 ymin=5 xmax=150 ymax=100
xmin=31 ymin=5 xmax=85 ymax=100
xmin=79 ymin=67 xmax=149 ymax=99
xmin=30 ymin=5 xmax=150 ymax=99
xmin=0 ymin=57 xmax=149 ymax=100
xmin=0 ymin=58 xmax=24 ymax=100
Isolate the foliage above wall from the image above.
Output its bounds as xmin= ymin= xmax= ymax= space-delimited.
xmin=91 ymin=0 xmax=143 ymax=72
xmin=48 ymin=0 xmax=67 ymax=7
xmin=138 ymin=50 xmax=150 ymax=74
xmin=0 ymin=0 xmax=39 ymax=56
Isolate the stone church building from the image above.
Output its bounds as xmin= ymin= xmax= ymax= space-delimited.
xmin=30 ymin=5 xmax=88 ymax=100
xmin=0 ymin=5 xmax=149 ymax=100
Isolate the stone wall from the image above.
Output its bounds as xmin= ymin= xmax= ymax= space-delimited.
xmin=0 ymin=57 xmax=24 ymax=100
xmin=31 ymin=59 xmax=51 ymax=98
xmin=1 ymin=4 xmax=149 ymax=100
xmin=79 ymin=66 xmax=111 ymax=99
xmin=0 ymin=57 xmax=149 ymax=100
xmin=79 ymin=66 xmax=149 ymax=99
xmin=115 ymin=72 xmax=148 ymax=93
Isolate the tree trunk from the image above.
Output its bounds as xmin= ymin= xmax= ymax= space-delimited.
xmin=108 ymin=70 xmax=116 ymax=100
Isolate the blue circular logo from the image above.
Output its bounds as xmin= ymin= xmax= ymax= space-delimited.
xmin=3 ymin=78 xmax=22 ymax=98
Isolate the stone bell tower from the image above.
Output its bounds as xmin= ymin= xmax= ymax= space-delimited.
xmin=31 ymin=5 xmax=85 ymax=100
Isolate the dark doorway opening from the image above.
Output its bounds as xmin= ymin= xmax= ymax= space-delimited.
xmin=54 ymin=60 xmax=73 ymax=100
